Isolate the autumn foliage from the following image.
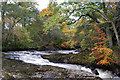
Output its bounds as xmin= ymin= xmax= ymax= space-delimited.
xmin=91 ymin=25 xmax=115 ymax=65
xmin=40 ymin=2 xmax=56 ymax=18
xmin=61 ymin=40 xmax=77 ymax=48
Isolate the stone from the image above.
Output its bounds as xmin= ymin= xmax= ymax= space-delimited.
xmin=69 ymin=52 xmax=73 ymax=54
xmin=93 ymin=69 xmax=99 ymax=75
xmin=24 ymin=52 xmax=29 ymax=54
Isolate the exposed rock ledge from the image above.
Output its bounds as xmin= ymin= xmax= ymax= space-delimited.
xmin=1 ymin=57 xmax=102 ymax=80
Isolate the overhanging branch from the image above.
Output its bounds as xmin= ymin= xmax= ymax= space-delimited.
xmin=67 ymin=14 xmax=86 ymax=25
xmin=66 ymin=6 xmax=109 ymax=21
xmin=67 ymin=12 xmax=100 ymax=25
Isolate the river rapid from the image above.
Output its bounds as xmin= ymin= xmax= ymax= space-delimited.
xmin=3 ymin=50 xmax=120 ymax=80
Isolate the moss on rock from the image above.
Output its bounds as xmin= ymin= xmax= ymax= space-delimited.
xmin=42 ymin=52 xmax=95 ymax=66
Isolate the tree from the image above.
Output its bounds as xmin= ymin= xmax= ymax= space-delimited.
xmin=59 ymin=2 xmax=120 ymax=48
xmin=1 ymin=1 xmax=40 ymax=50
xmin=91 ymin=25 xmax=114 ymax=65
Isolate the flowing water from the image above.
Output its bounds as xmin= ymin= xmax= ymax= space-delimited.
xmin=3 ymin=50 xmax=120 ymax=79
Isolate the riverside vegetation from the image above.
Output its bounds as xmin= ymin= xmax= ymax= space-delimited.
xmin=1 ymin=0 xmax=120 ymax=79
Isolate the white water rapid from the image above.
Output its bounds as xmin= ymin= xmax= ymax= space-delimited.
xmin=3 ymin=50 xmax=120 ymax=79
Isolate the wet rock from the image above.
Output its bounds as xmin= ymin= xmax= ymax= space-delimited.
xmin=90 ymin=67 xmax=99 ymax=75
xmin=93 ymin=69 xmax=99 ymax=75
xmin=32 ymin=54 xmax=40 ymax=56
xmin=115 ymin=68 xmax=120 ymax=77
xmin=30 ymin=50 xmax=35 ymax=52
xmin=24 ymin=52 xmax=29 ymax=54
xmin=67 ymin=70 xmax=101 ymax=80
xmin=69 ymin=52 xmax=73 ymax=54
xmin=48 ymin=51 xmax=52 ymax=53
xmin=75 ymin=50 xmax=78 ymax=52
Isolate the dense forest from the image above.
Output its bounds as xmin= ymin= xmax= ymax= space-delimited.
xmin=1 ymin=1 xmax=120 ymax=65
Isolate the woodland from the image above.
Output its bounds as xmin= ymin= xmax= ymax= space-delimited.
xmin=1 ymin=0 xmax=120 ymax=71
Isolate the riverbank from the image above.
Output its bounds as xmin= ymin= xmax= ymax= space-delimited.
xmin=1 ymin=56 xmax=101 ymax=80
xmin=41 ymin=52 xmax=120 ymax=77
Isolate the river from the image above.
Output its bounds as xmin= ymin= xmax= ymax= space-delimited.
xmin=3 ymin=50 xmax=120 ymax=80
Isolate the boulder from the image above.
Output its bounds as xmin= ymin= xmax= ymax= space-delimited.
xmin=92 ymin=69 xmax=99 ymax=75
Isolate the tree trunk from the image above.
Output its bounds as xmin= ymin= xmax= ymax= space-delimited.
xmin=111 ymin=22 xmax=120 ymax=47
xmin=103 ymin=2 xmax=113 ymax=48
xmin=106 ymin=27 xmax=113 ymax=48
xmin=1 ymin=2 xmax=6 ymax=30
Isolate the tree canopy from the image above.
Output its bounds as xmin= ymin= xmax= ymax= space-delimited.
xmin=1 ymin=1 xmax=120 ymax=65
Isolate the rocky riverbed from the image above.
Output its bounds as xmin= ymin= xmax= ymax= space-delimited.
xmin=41 ymin=52 xmax=120 ymax=77
xmin=1 ymin=57 xmax=101 ymax=80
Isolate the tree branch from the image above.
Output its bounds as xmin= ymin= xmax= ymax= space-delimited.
xmin=66 ymin=12 xmax=100 ymax=25
xmin=67 ymin=14 xmax=86 ymax=25
xmin=66 ymin=6 xmax=109 ymax=21
xmin=12 ymin=18 xmax=22 ymax=28
xmin=113 ymin=15 xmax=120 ymax=21
xmin=86 ymin=13 xmax=100 ymax=23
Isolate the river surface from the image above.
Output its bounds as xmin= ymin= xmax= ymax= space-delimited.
xmin=3 ymin=50 xmax=120 ymax=79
